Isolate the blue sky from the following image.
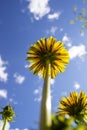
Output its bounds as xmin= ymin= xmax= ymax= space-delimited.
xmin=0 ymin=0 xmax=87 ymax=130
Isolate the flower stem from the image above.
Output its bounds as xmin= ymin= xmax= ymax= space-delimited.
xmin=40 ymin=60 xmax=51 ymax=130
xmin=2 ymin=119 xmax=7 ymax=130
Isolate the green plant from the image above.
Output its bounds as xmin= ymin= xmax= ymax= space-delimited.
xmin=26 ymin=36 xmax=69 ymax=130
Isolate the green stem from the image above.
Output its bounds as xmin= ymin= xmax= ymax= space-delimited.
xmin=2 ymin=119 xmax=7 ymax=130
xmin=40 ymin=61 xmax=51 ymax=130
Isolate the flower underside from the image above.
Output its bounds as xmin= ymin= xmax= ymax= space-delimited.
xmin=2 ymin=105 xmax=15 ymax=122
xmin=58 ymin=91 xmax=87 ymax=119
xmin=26 ymin=36 xmax=69 ymax=78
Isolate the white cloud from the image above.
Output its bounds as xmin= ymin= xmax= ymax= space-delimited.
xmin=33 ymin=79 xmax=54 ymax=102
xmin=80 ymin=31 xmax=84 ymax=36
xmin=13 ymin=73 xmax=25 ymax=84
xmin=0 ymin=89 xmax=7 ymax=99
xmin=9 ymin=98 xmax=18 ymax=105
xmin=62 ymin=34 xmax=72 ymax=47
xmin=24 ymin=64 xmax=30 ymax=68
xmin=69 ymin=44 xmax=87 ymax=60
xmin=28 ymin=0 xmax=50 ymax=20
xmin=34 ymin=96 xmax=42 ymax=102
xmin=0 ymin=120 xmax=10 ymax=130
xmin=21 ymin=9 xmax=26 ymax=13
xmin=74 ymin=82 xmax=80 ymax=90
xmin=60 ymin=28 xmax=63 ymax=32
xmin=34 ymin=87 xmax=42 ymax=102
xmin=46 ymin=26 xmax=58 ymax=35
xmin=34 ymin=89 xmax=39 ymax=94
xmin=48 ymin=12 xmax=61 ymax=20
xmin=14 ymin=128 xmax=20 ymax=130
xmin=61 ymin=91 xmax=67 ymax=96
xmin=62 ymin=35 xmax=69 ymax=42
xmin=10 ymin=128 xmax=29 ymax=130
xmin=11 ymin=128 xmax=20 ymax=130
xmin=50 ymin=79 xmax=55 ymax=85
xmin=0 ymin=56 xmax=8 ymax=82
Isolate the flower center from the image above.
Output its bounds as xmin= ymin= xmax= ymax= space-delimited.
xmin=40 ymin=51 xmax=54 ymax=66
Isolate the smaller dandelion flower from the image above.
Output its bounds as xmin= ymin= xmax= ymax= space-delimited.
xmin=0 ymin=105 xmax=16 ymax=130
xmin=58 ymin=91 xmax=87 ymax=123
xmin=2 ymin=104 xmax=15 ymax=122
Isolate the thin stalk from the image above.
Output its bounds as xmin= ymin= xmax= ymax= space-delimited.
xmin=40 ymin=60 xmax=51 ymax=130
xmin=2 ymin=119 xmax=7 ymax=130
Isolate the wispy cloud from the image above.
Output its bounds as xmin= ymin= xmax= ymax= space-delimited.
xmin=24 ymin=64 xmax=30 ymax=68
xmin=80 ymin=30 xmax=84 ymax=37
xmin=13 ymin=73 xmax=25 ymax=84
xmin=9 ymin=98 xmax=18 ymax=105
xmin=60 ymin=28 xmax=63 ymax=32
xmin=34 ymin=86 xmax=42 ymax=102
xmin=21 ymin=9 xmax=26 ymax=14
xmin=61 ymin=91 xmax=67 ymax=97
xmin=46 ymin=26 xmax=58 ymax=35
xmin=69 ymin=44 xmax=87 ymax=60
xmin=33 ymin=78 xmax=55 ymax=102
xmin=28 ymin=0 xmax=50 ymax=20
xmin=0 ymin=120 xmax=10 ymax=130
xmin=0 ymin=55 xmax=8 ymax=82
xmin=62 ymin=34 xmax=72 ymax=47
xmin=11 ymin=128 xmax=29 ymax=130
xmin=11 ymin=128 xmax=20 ymax=130
xmin=50 ymin=79 xmax=55 ymax=85
xmin=74 ymin=82 xmax=80 ymax=90
xmin=62 ymin=34 xmax=87 ymax=60
xmin=0 ymin=89 xmax=7 ymax=99
xmin=34 ymin=89 xmax=40 ymax=95
xmin=14 ymin=128 xmax=20 ymax=130
xmin=48 ymin=12 xmax=61 ymax=20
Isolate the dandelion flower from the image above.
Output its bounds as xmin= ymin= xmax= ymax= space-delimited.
xmin=26 ymin=36 xmax=69 ymax=78
xmin=0 ymin=105 xmax=15 ymax=130
xmin=2 ymin=105 xmax=15 ymax=122
xmin=26 ymin=36 xmax=69 ymax=130
xmin=58 ymin=91 xmax=87 ymax=123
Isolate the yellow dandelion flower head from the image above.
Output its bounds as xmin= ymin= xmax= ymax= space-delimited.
xmin=2 ymin=105 xmax=16 ymax=122
xmin=58 ymin=91 xmax=87 ymax=119
xmin=26 ymin=36 xmax=69 ymax=78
